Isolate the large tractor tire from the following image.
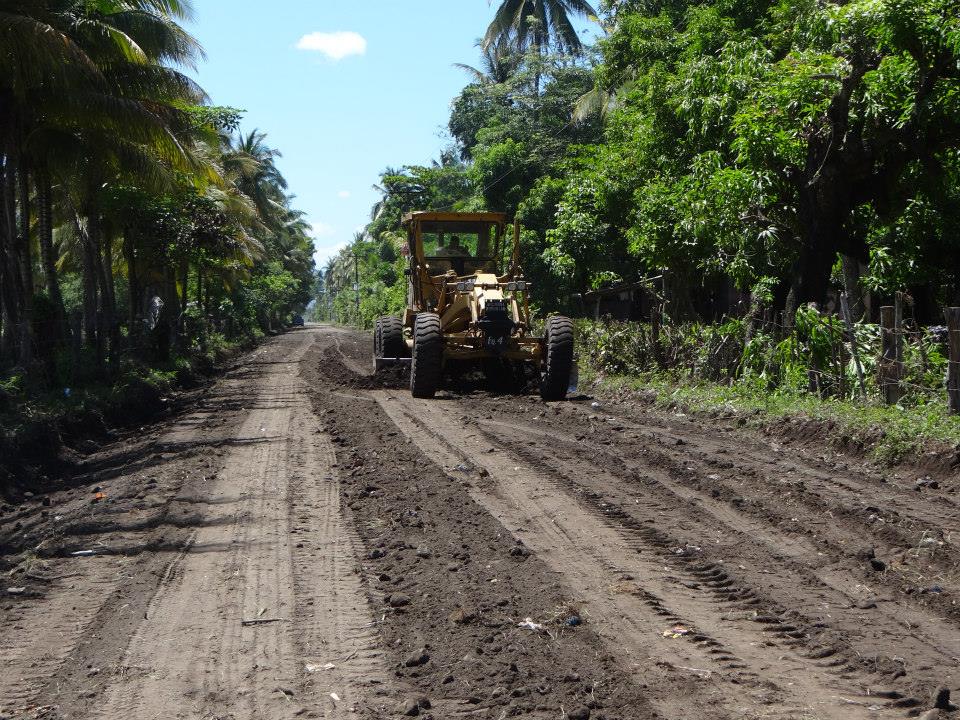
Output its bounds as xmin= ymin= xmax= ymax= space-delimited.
xmin=540 ymin=315 xmax=574 ymax=401
xmin=380 ymin=316 xmax=406 ymax=358
xmin=410 ymin=312 xmax=443 ymax=398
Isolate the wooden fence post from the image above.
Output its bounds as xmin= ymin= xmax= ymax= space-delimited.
xmin=651 ymin=301 xmax=662 ymax=368
xmin=894 ymin=291 xmax=904 ymax=387
xmin=880 ymin=305 xmax=900 ymax=404
xmin=947 ymin=307 xmax=960 ymax=415
xmin=840 ymin=293 xmax=867 ymax=399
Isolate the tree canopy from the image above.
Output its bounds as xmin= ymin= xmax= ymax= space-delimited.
xmin=326 ymin=0 xmax=960 ymax=327
xmin=0 ymin=0 xmax=315 ymax=381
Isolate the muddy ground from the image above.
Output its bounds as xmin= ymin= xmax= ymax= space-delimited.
xmin=0 ymin=325 xmax=957 ymax=720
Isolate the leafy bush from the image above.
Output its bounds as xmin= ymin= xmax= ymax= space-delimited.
xmin=578 ymin=307 xmax=951 ymax=408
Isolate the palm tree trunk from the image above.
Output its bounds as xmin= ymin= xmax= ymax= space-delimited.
xmin=178 ymin=257 xmax=188 ymax=341
xmin=0 ymin=270 xmax=14 ymax=360
xmin=36 ymin=170 xmax=67 ymax=344
xmin=100 ymin=230 xmax=118 ymax=367
xmin=0 ymin=156 xmax=19 ymax=361
xmin=123 ymin=227 xmax=141 ymax=341
xmin=87 ymin=216 xmax=113 ymax=367
xmin=16 ymin=159 xmax=33 ymax=367
xmin=203 ymin=271 xmax=211 ymax=323
xmin=4 ymin=155 xmax=28 ymax=365
xmin=165 ymin=266 xmax=178 ymax=354
xmin=80 ymin=215 xmax=99 ymax=350
xmin=17 ymin=160 xmax=33 ymax=299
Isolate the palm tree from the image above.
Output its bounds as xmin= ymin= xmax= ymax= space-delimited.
xmin=228 ymin=130 xmax=287 ymax=230
xmin=483 ymin=0 xmax=598 ymax=55
xmin=0 ymin=0 xmax=206 ymax=364
xmin=454 ymin=39 xmax=518 ymax=85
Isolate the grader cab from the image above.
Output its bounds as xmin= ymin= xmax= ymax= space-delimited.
xmin=373 ymin=211 xmax=574 ymax=400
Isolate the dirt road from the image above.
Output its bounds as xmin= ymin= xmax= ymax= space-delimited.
xmin=1 ymin=325 xmax=957 ymax=719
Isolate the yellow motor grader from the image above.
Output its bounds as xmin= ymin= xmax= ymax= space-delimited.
xmin=373 ymin=211 xmax=574 ymax=400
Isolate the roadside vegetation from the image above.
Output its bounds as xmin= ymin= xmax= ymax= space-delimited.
xmin=0 ymin=2 xmax=315 ymax=477
xmin=576 ymin=318 xmax=960 ymax=464
xmin=317 ymin=0 xmax=960 ymax=462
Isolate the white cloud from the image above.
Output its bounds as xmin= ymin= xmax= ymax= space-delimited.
xmin=296 ymin=31 xmax=367 ymax=61
xmin=337 ymin=190 xmax=351 ymax=199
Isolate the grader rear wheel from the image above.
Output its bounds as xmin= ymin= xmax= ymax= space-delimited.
xmin=380 ymin=316 xmax=405 ymax=359
xmin=410 ymin=312 xmax=443 ymax=398
xmin=540 ymin=315 xmax=574 ymax=401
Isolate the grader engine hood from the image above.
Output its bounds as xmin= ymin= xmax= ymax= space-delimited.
xmin=439 ymin=273 xmax=515 ymax=339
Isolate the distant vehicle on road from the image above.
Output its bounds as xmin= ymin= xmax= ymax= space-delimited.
xmin=291 ymin=314 xmax=305 ymax=327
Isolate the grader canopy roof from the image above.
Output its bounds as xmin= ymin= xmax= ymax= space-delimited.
xmin=403 ymin=212 xmax=511 ymax=277
xmin=401 ymin=211 xmax=508 ymax=229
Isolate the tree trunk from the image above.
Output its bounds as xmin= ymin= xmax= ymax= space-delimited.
xmin=36 ymin=170 xmax=67 ymax=345
xmin=80 ymin=215 xmax=99 ymax=350
xmin=123 ymin=227 xmax=141 ymax=342
xmin=178 ymin=257 xmax=188 ymax=342
xmin=166 ymin=266 xmax=178 ymax=353
xmin=203 ymin=271 xmax=211 ymax=323
xmin=840 ymin=255 xmax=864 ymax=322
xmin=99 ymin=230 xmax=118 ymax=367
xmin=16 ymin=159 xmax=33 ymax=367
xmin=16 ymin=160 xmax=33 ymax=299
xmin=782 ymin=277 xmax=799 ymax=335
xmin=0 ymin=156 xmax=19 ymax=361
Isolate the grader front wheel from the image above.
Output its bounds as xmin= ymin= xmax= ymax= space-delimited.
xmin=380 ymin=316 xmax=405 ymax=359
xmin=540 ymin=316 xmax=574 ymax=401
xmin=410 ymin=312 xmax=443 ymax=398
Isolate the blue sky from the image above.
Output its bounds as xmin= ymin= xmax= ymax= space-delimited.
xmin=187 ymin=2 xmax=596 ymax=269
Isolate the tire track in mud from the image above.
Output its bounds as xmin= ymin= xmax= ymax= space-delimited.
xmin=0 ymin=370 xmax=248 ymax=717
xmin=482 ymin=415 xmax=960 ymax=658
xmin=470 ymin=411 xmax=960 ymax=708
xmin=285 ymin=413 xmax=395 ymax=717
xmin=307 ymin=332 xmax=662 ymax=720
xmin=372 ymin=391 xmax=896 ymax=720
xmin=480 ymin=398 xmax=960 ymax=626
xmin=0 ymin=330 xmax=393 ymax=720
xmin=505 ymin=404 xmax=960 ymax=630
xmin=87 ymin=334 xmax=391 ymax=720
xmin=555 ymin=399 xmax=960 ymax=557
xmin=370 ymin=394 xmax=744 ymax=720
xmin=312 ymin=326 xmax=958 ymax=718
